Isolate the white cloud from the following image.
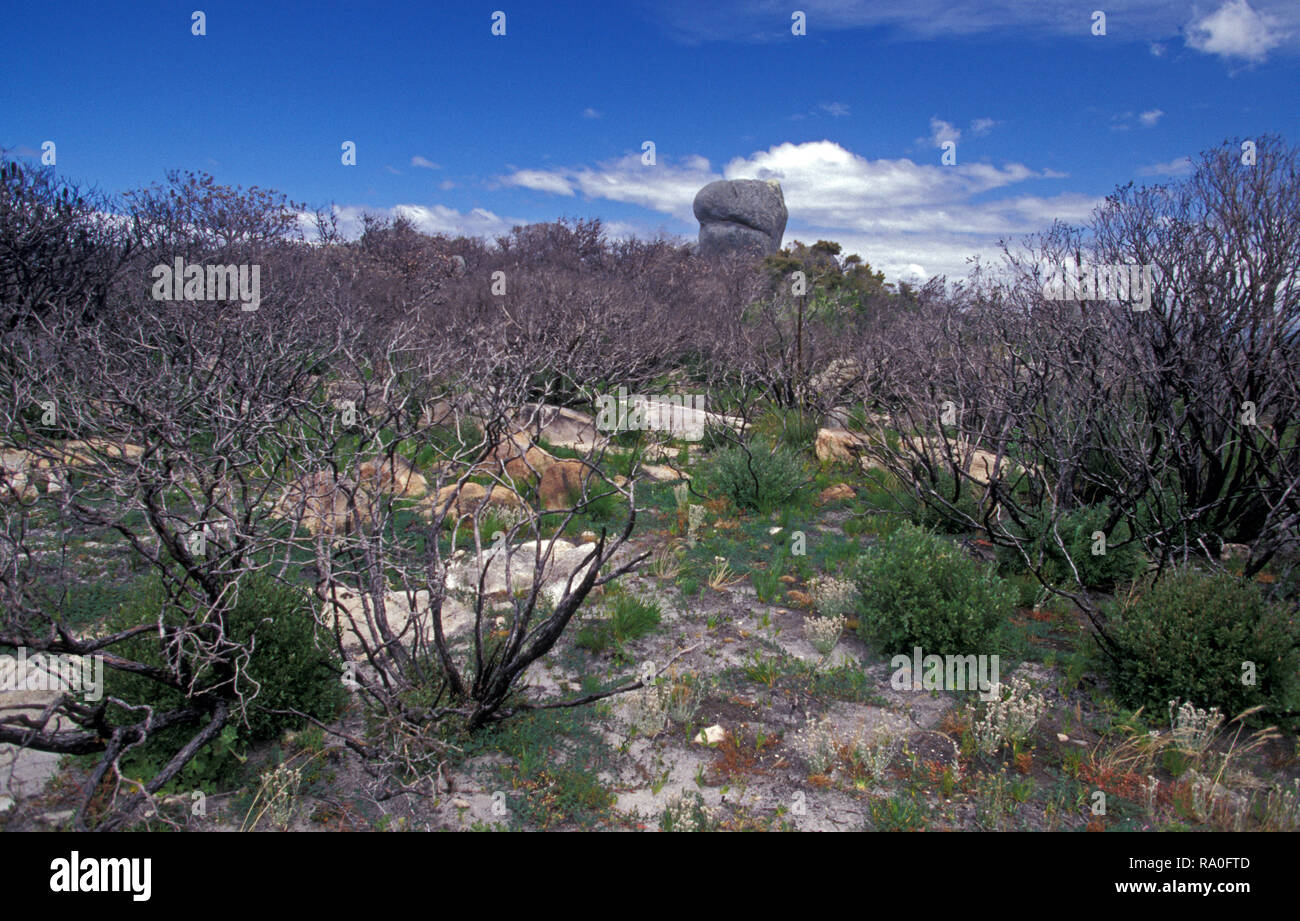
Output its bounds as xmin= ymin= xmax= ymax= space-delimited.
xmin=818 ymin=101 xmax=851 ymax=117
xmin=655 ymin=0 xmax=1300 ymax=60
xmin=502 ymin=153 xmax=714 ymax=219
xmin=384 ymin=165 xmax=402 ymax=175
xmin=583 ymin=107 xmax=602 ymax=119
xmin=1138 ymin=156 xmax=1194 ymax=176
xmin=969 ymin=118 xmax=997 ymax=136
xmin=1186 ymin=0 xmax=1288 ymax=62
xmin=504 ymin=169 xmax=577 ymax=196
xmin=496 ymin=140 xmax=1096 ymax=281
xmin=411 ymin=156 xmax=440 ymax=170
xmin=1139 ymin=108 xmax=1165 ymax=126
xmin=925 ymin=117 xmax=962 ymax=148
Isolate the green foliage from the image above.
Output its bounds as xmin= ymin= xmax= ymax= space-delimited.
xmin=102 ymin=573 xmax=346 ymax=791
xmin=868 ymin=794 xmax=929 ymax=831
xmin=697 ymin=440 xmax=807 ymax=514
xmin=998 ymin=503 xmax=1144 ymax=590
xmin=576 ymin=592 xmax=662 ymax=658
xmin=754 ymin=406 xmax=820 ymax=452
xmin=1104 ymin=568 xmax=1300 ymax=719
xmin=897 ymin=471 xmax=989 ymax=534
xmin=851 ymin=523 xmax=1016 ymax=656
xmin=750 ymin=565 xmax=783 ymax=603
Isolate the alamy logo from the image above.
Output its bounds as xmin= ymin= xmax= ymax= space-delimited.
xmin=595 ymin=387 xmax=707 ymax=441
xmin=0 ymin=647 xmax=103 ymax=702
xmin=151 ymin=257 xmax=261 ymax=311
xmin=1040 ymin=257 xmax=1154 ymax=311
xmin=890 ymin=647 xmax=1000 ymax=700
xmin=49 ymin=852 xmax=151 ymax=901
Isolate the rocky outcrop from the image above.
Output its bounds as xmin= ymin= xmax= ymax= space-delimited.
xmin=425 ymin=481 xmax=526 ymax=520
xmin=475 ymin=434 xmax=557 ymax=483
xmin=815 ymin=428 xmax=873 ymax=466
xmin=510 ymin=404 xmax=605 ymax=452
xmin=357 ymin=455 xmax=427 ymax=499
xmin=274 ymin=472 xmax=368 ymax=539
xmin=445 ymin=539 xmax=600 ymax=608
xmin=694 ymin=179 xmax=788 ymax=258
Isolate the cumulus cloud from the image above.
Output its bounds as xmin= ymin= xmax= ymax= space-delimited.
xmin=1186 ymin=0 xmax=1288 ymax=62
xmin=497 ymin=140 xmax=1097 ymax=281
xmin=1138 ymin=156 xmax=1194 ymax=177
xmin=1139 ymin=108 xmax=1165 ymax=126
xmin=502 ymin=153 xmax=714 ymax=219
xmin=969 ymin=118 xmax=998 ymax=136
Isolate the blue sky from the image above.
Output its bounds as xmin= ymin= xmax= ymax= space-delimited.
xmin=3 ymin=0 xmax=1298 ymax=281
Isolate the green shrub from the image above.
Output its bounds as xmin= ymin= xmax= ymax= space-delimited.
xmin=750 ymin=566 xmax=783 ymax=603
xmin=754 ymin=407 xmax=820 ymax=452
xmin=898 ymin=471 xmax=988 ymax=535
xmin=698 ymin=440 xmax=807 ymax=514
xmin=102 ymin=573 xmax=346 ymax=790
xmin=1104 ymin=568 xmax=1300 ymax=718
xmin=576 ymin=593 xmax=661 ymax=657
xmin=998 ymin=503 xmax=1145 ymax=590
xmin=851 ymin=523 xmax=1016 ymax=656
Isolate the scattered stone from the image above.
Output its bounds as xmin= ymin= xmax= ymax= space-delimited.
xmin=273 ymin=471 xmax=368 ymax=538
xmin=818 ymin=483 xmax=855 ymax=504
xmin=475 ymin=434 xmax=557 ymax=483
xmin=510 ymin=404 xmax=606 ymax=451
xmin=424 ymin=481 xmax=525 ymax=520
xmin=1220 ymin=543 xmax=1250 ymax=561
xmin=694 ymin=724 xmax=728 ymax=746
xmin=539 ymin=459 xmax=599 ymax=510
xmin=319 ymin=585 xmax=474 ymax=651
xmin=445 ymin=539 xmax=599 ymax=608
xmin=809 ymin=359 xmax=864 ymax=396
xmin=640 ymin=464 xmax=687 ymax=483
xmin=357 ymin=454 xmax=427 ymax=499
xmin=1056 ymin=733 xmax=1069 ymax=743
xmin=815 ymin=428 xmax=872 ymax=465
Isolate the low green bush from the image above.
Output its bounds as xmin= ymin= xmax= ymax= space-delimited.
xmin=998 ymin=503 xmax=1145 ymax=590
xmin=697 ymin=440 xmax=807 ymax=514
xmin=851 ymin=523 xmax=1016 ymax=656
xmin=1104 ymin=568 xmax=1300 ymax=719
xmin=102 ymin=573 xmax=347 ymax=790
xmin=897 ymin=470 xmax=989 ymax=535
xmin=576 ymin=592 xmax=662 ymax=658
xmin=754 ymin=406 xmax=820 ymax=452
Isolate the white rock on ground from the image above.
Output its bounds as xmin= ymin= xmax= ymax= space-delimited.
xmin=0 ymin=661 xmax=79 ymax=805
xmin=444 ymin=539 xmax=599 ymax=609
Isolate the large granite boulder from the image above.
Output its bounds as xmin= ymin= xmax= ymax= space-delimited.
xmin=694 ymin=179 xmax=788 ymax=258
